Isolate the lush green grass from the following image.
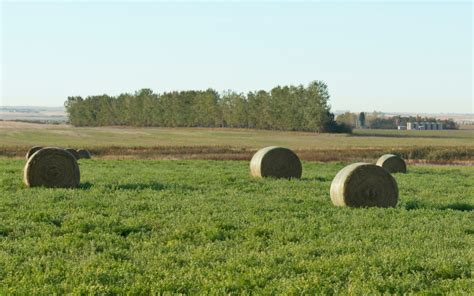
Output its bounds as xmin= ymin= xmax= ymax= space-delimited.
xmin=0 ymin=159 xmax=472 ymax=294
xmin=1 ymin=121 xmax=473 ymax=149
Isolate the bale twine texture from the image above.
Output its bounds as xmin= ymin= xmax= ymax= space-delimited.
xmin=23 ymin=147 xmax=80 ymax=188
xmin=330 ymin=163 xmax=398 ymax=208
xmin=376 ymin=154 xmax=407 ymax=173
xmin=65 ymin=148 xmax=80 ymax=160
xmin=250 ymin=146 xmax=302 ymax=179
xmin=77 ymin=149 xmax=92 ymax=159
xmin=26 ymin=146 xmax=43 ymax=160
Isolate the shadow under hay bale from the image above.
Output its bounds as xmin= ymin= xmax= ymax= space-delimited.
xmin=404 ymin=200 xmax=473 ymax=212
xmin=250 ymin=146 xmax=302 ymax=179
xmin=437 ymin=203 xmax=473 ymax=212
xmin=330 ymin=163 xmax=398 ymax=208
xmin=23 ymin=147 xmax=80 ymax=188
xmin=376 ymin=154 xmax=407 ymax=173
xmin=104 ymin=182 xmax=196 ymax=192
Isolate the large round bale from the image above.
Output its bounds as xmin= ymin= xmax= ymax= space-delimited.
xmin=23 ymin=147 xmax=80 ymax=188
xmin=77 ymin=149 xmax=92 ymax=159
xmin=65 ymin=148 xmax=80 ymax=160
xmin=376 ymin=154 xmax=407 ymax=173
xmin=330 ymin=163 xmax=398 ymax=208
xmin=25 ymin=146 xmax=43 ymax=160
xmin=250 ymin=146 xmax=302 ymax=179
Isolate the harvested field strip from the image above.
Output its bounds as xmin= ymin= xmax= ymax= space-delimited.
xmin=1 ymin=145 xmax=473 ymax=163
xmin=1 ymin=122 xmax=473 ymax=148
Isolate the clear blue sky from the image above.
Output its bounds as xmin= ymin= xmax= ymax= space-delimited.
xmin=1 ymin=1 xmax=472 ymax=113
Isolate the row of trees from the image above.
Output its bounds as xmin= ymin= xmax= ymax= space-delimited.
xmin=336 ymin=111 xmax=458 ymax=129
xmin=65 ymin=81 xmax=351 ymax=133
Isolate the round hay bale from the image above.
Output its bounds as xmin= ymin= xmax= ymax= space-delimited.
xmin=330 ymin=163 xmax=398 ymax=208
xmin=376 ymin=154 xmax=407 ymax=173
xmin=77 ymin=149 xmax=92 ymax=159
xmin=23 ymin=147 xmax=80 ymax=188
xmin=65 ymin=148 xmax=80 ymax=160
xmin=250 ymin=146 xmax=302 ymax=179
xmin=26 ymin=146 xmax=43 ymax=160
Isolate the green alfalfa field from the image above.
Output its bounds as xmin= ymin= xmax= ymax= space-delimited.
xmin=0 ymin=159 xmax=473 ymax=294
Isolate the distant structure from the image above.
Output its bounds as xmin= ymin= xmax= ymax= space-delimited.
xmin=405 ymin=122 xmax=443 ymax=130
xmin=357 ymin=112 xmax=366 ymax=128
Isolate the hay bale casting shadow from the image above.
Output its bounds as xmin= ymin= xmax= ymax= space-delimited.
xmin=376 ymin=154 xmax=407 ymax=173
xmin=24 ymin=147 xmax=80 ymax=188
xmin=65 ymin=148 xmax=80 ymax=160
xmin=77 ymin=149 xmax=92 ymax=159
xmin=250 ymin=146 xmax=302 ymax=179
xmin=330 ymin=163 xmax=398 ymax=208
xmin=25 ymin=146 xmax=43 ymax=160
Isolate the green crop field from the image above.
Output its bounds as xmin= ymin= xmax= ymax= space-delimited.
xmin=1 ymin=159 xmax=472 ymax=294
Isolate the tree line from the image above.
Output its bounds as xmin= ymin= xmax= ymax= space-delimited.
xmin=336 ymin=111 xmax=458 ymax=129
xmin=64 ymin=81 xmax=351 ymax=133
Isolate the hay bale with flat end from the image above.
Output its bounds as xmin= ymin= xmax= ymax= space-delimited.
xmin=376 ymin=154 xmax=407 ymax=173
xmin=26 ymin=146 xmax=43 ymax=160
xmin=250 ymin=146 xmax=302 ymax=179
xmin=77 ymin=149 xmax=92 ymax=159
xmin=330 ymin=163 xmax=398 ymax=208
xmin=24 ymin=147 xmax=80 ymax=188
xmin=65 ymin=148 xmax=80 ymax=160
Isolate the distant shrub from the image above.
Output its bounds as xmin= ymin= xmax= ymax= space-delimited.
xmin=321 ymin=121 xmax=353 ymax=134
xmin=392 ymin=147 xmax=473 ymax=162
xmin=406 ymin=147 xmax=434 ymax=160
xmin=426 ymin=148 xmax=473 ymax=161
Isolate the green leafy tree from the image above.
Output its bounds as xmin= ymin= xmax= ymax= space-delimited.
xmin=303 ymin=81 xmax=331 ymax=132
xmin=336 ymin=112 xmax=357 ymax=127
xmin=64 ymin=81 xmax=351 ymax=133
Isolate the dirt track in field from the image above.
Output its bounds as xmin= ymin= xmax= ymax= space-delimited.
xmin=0 ymin=121 xmax=70 ymax=130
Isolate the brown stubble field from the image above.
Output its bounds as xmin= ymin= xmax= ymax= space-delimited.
xmin=0 ymin=121 xmax=473 ymax=163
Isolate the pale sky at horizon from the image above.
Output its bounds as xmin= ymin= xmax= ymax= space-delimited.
xmin=1 ymin=1 xmax=472 ymax=113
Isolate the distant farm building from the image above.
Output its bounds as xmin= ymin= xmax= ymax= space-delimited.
xmin=405 ymin=122 xmax=443 ymax=130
